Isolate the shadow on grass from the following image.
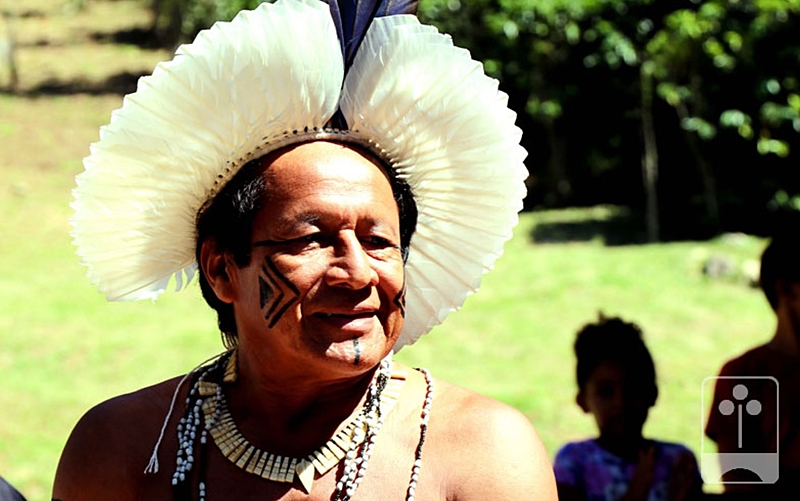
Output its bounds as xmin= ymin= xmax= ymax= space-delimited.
xmin=9 ymin=71 xmax=147 ymax=96
xmin=1 ymin=23 xmax=165 ymax=96
xmin=4 ymin=8 xmax=47 ymax=19
xmin=89 ymin=27 xmax=163 ymax=50
xmin=528 ymin=206 xmax=648 ymax=246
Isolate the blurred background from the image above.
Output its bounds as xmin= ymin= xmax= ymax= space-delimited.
xmin=0 ymin=0 xmax=796 ymax=498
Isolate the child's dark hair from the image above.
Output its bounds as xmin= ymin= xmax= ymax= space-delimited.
xmin=574 ymin=314 xmax=658 ymax=404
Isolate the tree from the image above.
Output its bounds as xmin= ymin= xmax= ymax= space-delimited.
xmin=422 ymin=0 xmax=800 ymax=238
xmin=150 ymin=0 xmax=263 ymax=47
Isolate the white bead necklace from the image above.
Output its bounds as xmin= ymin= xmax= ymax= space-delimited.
xmin=331 ymin=363 xmax=389 ymax=501
xmin=406 ymin=367 xmax=434 ymax=501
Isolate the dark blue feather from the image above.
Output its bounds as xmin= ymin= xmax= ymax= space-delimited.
xmin=324 ymin=0 xmax=418 ymax=70
xmin=322 ymin=0 xmax=418 ymax=129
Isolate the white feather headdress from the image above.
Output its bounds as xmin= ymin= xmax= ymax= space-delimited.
xmin=71 ymin=0 xmax=528 ymax=349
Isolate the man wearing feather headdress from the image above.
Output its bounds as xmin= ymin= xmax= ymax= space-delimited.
xmin=53 ymin=0 xmax=557 ymax=499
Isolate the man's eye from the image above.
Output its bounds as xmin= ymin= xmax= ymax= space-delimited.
xmin=296 ymin=233 xmax=328 ymax=245
xmin=362 ymin=236 xmax=396 ymax=248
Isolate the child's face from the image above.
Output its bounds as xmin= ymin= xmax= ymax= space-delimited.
xmin=579 ymin=360 xmax=653 ymax=439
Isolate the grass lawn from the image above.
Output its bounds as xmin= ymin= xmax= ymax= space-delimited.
xmin=0 ymin=0 xmax=777 ymax=498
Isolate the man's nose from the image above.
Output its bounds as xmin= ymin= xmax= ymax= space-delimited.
xmin=326 ymin=231 xmax=378 ymax=288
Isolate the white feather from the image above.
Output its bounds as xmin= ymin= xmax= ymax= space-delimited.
xmin=72 ymin=0 xmax=343 ymax=300
xmin=342 ymin=16 xmax=528 ymax=348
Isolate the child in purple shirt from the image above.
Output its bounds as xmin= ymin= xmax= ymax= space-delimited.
xmin=553 ymin=315 xmax=702 ymax=501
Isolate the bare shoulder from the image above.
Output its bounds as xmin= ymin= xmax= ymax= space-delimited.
xmin=53 ymin=376 xmax=186 ymax=501
xmin=429 ymin=378 xmax=557 ymax=501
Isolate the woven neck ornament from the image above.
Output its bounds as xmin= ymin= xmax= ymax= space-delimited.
xmin=197 ymin=357 xmax=405 ymax=493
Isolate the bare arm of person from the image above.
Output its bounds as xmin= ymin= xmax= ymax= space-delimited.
xmin=54 ymin=400 xmax=142 ymax=500
xmin=53 ymin=381 xmax=178 ymax=501
xmin=439 ymin=383 xmax=558 ymax=501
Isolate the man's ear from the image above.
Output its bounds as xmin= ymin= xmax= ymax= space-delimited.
xmin=199 ymin=238 xmax=235 ymax=304
xmin=576 ymin=392 xmax=589 ymax=413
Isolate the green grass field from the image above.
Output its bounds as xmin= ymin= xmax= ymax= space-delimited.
xmin=0 ymin=1 xmax=777 ymax=498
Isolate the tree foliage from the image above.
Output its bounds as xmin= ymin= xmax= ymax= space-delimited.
xmin=150 ymin=0 xmax=264 ymax=46
xmin=419 ymin=0 xmax=800 ymax=238
xmin=151 ymin=0 xmax=800 ymax=238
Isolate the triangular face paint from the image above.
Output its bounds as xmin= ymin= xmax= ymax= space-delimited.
xmin=259 ymin=256 xmax=300 ymax=328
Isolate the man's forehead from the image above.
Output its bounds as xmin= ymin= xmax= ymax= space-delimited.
xmin=260 ymin=142 xmax=393 ymax=193
xmin=262 ymin=140 xmax=388 ymax=170
xmin=256 ymin=141 xmax=388 ymax=184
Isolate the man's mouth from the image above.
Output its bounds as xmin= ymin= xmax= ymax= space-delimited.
xmin=313 ymin=311 xmax=378 ymax=331
xmin=318 ymin=312 xmax=375 ymax=318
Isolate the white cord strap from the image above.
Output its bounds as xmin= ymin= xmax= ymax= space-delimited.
xmin=144 ymin=351 xmax=227 ymax=474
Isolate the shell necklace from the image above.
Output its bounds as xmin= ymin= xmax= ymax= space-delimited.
xmin=199 ymin=355 xmax=404 ymax=493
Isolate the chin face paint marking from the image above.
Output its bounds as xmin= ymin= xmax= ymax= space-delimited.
xmin=353 ymin=338 xmax=361 ymax=366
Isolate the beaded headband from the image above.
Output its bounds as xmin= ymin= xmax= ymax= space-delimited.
xmin=70 ymin=0 xmax=528 ymax=349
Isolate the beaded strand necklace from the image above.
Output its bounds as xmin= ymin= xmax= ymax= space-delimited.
xmin=172 ymin=358 xmax=221 ymax=487
xmin=331 ymin=364 xmax=390 ymax=501
xmin=406 ymin=368 xmax=433 ymax=501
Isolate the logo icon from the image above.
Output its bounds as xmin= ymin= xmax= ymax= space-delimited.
xmin=701 ymin=376 xmax=779 ymax=484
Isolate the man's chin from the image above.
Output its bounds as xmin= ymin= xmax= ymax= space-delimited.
xmin=320 ymin=338 xmax=394 ymax=369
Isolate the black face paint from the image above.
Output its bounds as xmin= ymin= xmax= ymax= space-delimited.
xmin=258 ymin=255 xmax=300 ymax=328
xmin=353 ymin=338 xmax=361 ymax=366
xmin=393 ymin=279 xmax=407 ymax=318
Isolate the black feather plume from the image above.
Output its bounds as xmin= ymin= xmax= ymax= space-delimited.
xmin=323 ymin=0 xmax=418 ymax=129
xmin=325 ymin=0 xmax=419 ymax=72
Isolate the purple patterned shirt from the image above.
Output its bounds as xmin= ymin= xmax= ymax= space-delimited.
xmin=553 ymin=439 xmax=700 ymax=501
